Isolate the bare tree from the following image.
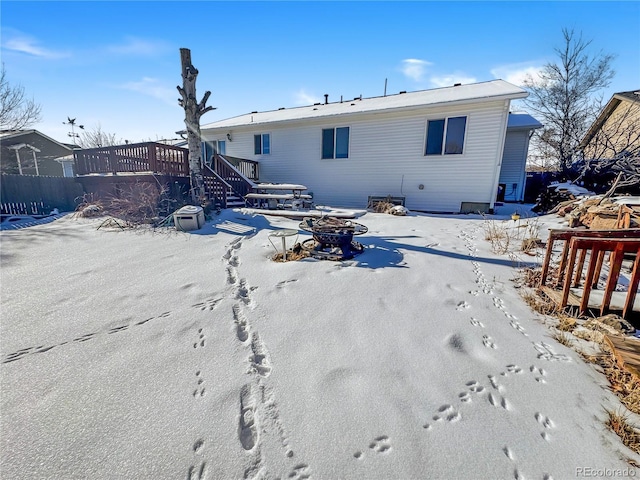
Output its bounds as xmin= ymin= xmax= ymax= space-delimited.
xmin=0 ymin=64 xmax=42 ymax=130
xmin=523 ymin=29 xmax=615 ymax=173
xmin=78 ymin=124 xmax=122 ymax=148
xmin=177 ymin=48 xmax=214 ymax=203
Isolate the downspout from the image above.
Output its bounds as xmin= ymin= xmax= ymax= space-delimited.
xmin=14 ymin=149 xmax=23 ymax=175
xmin=489 ymin=101 xmax=510 ymax=212
xmin=518 ymin=129 xmax=535 ymax=202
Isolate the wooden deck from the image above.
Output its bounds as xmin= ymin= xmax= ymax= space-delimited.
xmin=539 ymin=229 xmax=640 ymax=318
xmin=605 ymin=334 xmax=640 ymax=379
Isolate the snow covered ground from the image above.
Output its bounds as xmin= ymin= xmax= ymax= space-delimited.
xmin=1 ymin=205 xmax=639 ymax=479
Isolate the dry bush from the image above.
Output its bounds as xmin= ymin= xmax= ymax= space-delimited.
xmin=371 ymin=201 xmax=395 ymax=213
xmin=556 ymin=315 xmax=578 ymax=332
xmin=106 ymin=183 xmax=163 ymax=224
xmin=483 ymin=219 xmax=514 ymax=254
xmin=522 ymin=289 xmax=559 ymax=316
xmin=552 ymin=329 xmax=574 ymax=347
xmin=606 ymin=409 xmax=640 ymax=454
xmin=73 ymin=193 xmax=105 ymax=218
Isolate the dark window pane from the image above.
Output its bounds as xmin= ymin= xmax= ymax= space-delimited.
xmin=262 ymin=134 xmax=270 ymax=154
xmin=425 ymin=119 xmax=445 ymax=155
xmin=254 ymin=135 xmax=261 ymax=155
xmin=218 ymin=141 xmax=226 ymax=155
xmin=322 ymin=129 xmax=334 ymax=159
xmin=335 ymin=127 xmax=349 ymax=158
xmin=444 ymin=116 xmax=466 ymax=154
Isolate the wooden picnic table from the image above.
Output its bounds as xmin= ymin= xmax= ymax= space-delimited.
xmin=246 ymin=183 xmax=312 ymax=209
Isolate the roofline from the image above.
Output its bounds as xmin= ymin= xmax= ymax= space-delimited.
xmin=579 ymin=90 xmax=640 ymax=148
xmin=203 ymin=80 xmax=528 ymax=131
xmin=0 ymin=129 xmax=73 ymax=151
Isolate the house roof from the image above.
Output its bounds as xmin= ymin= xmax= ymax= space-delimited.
xmin=579 ymin=89 xmax=640 ymax=148
xmin=507 ymin=113 xmax=543 ymax=130
xmin=202 ymin=79 xmax=528 ymax=131
xmin=0 ymin=129 xmax=73 ymax=160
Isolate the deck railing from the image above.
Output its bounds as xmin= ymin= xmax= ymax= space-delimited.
xmin=74 ymin=142 xmax=189 ymax=176
xmin=218 ymin=155 xmax=259 ymax=181
xmin=212 ymin=154 xmax=255 ymax=198
xmin=540 ymin=228 xmax=640 ymax=318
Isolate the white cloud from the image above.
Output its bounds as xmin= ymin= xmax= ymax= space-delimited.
xmin=490 ymin=63 xmax=545 ymax=86
xmin=2 ymin=32 xmax=70 ymax=59
xmin=117 ymin=77 xmax=177 ymax=106
xmin=400 ymin=59 xmax=433 ymax=82
xmin=106 ymin=37 xmax=170 ymax=56
xmin=294 ymin=89 xmax=320 ymax=106
xmin=429 ymin=74 xmax=477 ymax=88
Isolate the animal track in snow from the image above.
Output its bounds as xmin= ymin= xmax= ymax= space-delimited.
xmin=487 ymin=375 xmax=504 ymax=392
xmin=535 ymin=412 xmax=554 ymax=429
xmin=249 ymin=333 xmax=272 ymax=377
xmin=433 ymin=404 xmax=461 ymax=423
xmin=73 ymin=332 xmax=97 ymax=343
xmin=530 ymin=365 xmax=547 ymax=383
xmin=482 ymin=335 xmax=497 ymax=349
xmin=287 ymin=463 xmax=311 ymax=479
xmin=193 ymin=298 xmax=222 ymax=311
xmin=188 ymin=439 xmax=208 ymax=480
xmin=466 ymin=380 xmax=485 ymax=393
xmin=534 ymin=342 xmax=571 ymax=362
xmin=506 ymin=364 xmax=523 ymax=375
xmin=470 ymin=317 xmax=484 ymax=328
xmin=456 ymin=301 xmax=470 ymax=311
xmin=108 ymin=325 xmax=129 ymax=334
xmin=193 ymin=370 xmax=206 ymax=398
xmin=193 ymin=328 xmax=206 ymax=349
xmin=369 ymin=435 xmax=392 ymax=453
xmin=487 ymin=392 xmax=510 ymax=410
xmin=239 ymin=384 xmax=258 ymax=451
xmin=509 ymin=320 xmax=528 ymax=336
xmin=276 ymin=279 xmax=298 ymax=289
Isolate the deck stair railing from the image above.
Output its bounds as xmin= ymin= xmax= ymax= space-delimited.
xmin=217 ymin=155 xmax=259 ymax=181
xmin=540 ymin=228 xmax=640 ymax=318
xmin=211 ymin=154 xmax=256 ymax=199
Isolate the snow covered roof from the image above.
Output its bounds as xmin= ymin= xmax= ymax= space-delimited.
xmin=202 ymin=79 xmax=527 ymax=130
xmin=507 ymin=113 xmax=543 ymax=130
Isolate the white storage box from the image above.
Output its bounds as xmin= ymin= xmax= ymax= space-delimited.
xmin=173 ymin=205 xmax=205 ymax=231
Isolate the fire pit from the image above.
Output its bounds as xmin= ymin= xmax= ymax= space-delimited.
xmin=298 ymin=217 xmax=368 ymax=260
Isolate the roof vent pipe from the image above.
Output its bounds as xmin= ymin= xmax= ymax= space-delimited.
xmin=324 ymin=94 xmax=329 ymax=104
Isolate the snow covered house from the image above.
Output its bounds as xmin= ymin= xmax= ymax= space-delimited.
xmin=201 ymin=79 xmax=534 ymax=213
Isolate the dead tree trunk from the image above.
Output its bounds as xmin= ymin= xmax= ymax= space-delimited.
xmin=177 ymin=48 xmax=214 ymax=203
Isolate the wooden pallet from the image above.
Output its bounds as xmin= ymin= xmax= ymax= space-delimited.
xmin=604 ymin=334 xmax=640 ymax=379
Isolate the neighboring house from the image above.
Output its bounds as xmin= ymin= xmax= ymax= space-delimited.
xmin=579 ymin=90 xmax=640 ymax=160
xmin=498 ymin=113 xmax=543 ymax=202
xmin=201 ymin=79 xmax=532 ymax=213
xmin=1 ymin=130 xmax=73 ymax=176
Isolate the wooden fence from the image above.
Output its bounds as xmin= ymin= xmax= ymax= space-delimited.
xmin=1 ymin=174 xmax=85 ymax=214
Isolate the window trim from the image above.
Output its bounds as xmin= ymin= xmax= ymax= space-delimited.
xmin=424 ymin=115 xmax=468 ymax=156
xmin=254 ymin=133 xmax=271 ymax=155
xmin=321 ymin=126 xmax=350 ymax=159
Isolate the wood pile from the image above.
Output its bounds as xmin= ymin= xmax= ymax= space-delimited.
xmin=549 ymin=196 xmax=640 ymax=229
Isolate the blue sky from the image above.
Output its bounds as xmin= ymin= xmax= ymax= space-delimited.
xmin=2 ymin=1 xmax=639 ymax=144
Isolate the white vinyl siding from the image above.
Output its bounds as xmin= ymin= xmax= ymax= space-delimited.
xmin=499 ymin=130 xmax=530 ymax=202
xmin=204 ymin=100 xmax=510 ymax=212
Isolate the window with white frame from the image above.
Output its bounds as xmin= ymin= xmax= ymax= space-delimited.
xmin=254 ymin=134 xmax=270 ymax=155
xmin=425 ymin=116 xmax=467 ymax=155
xmin=321 ymin=126 xmax=350 ymax=159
